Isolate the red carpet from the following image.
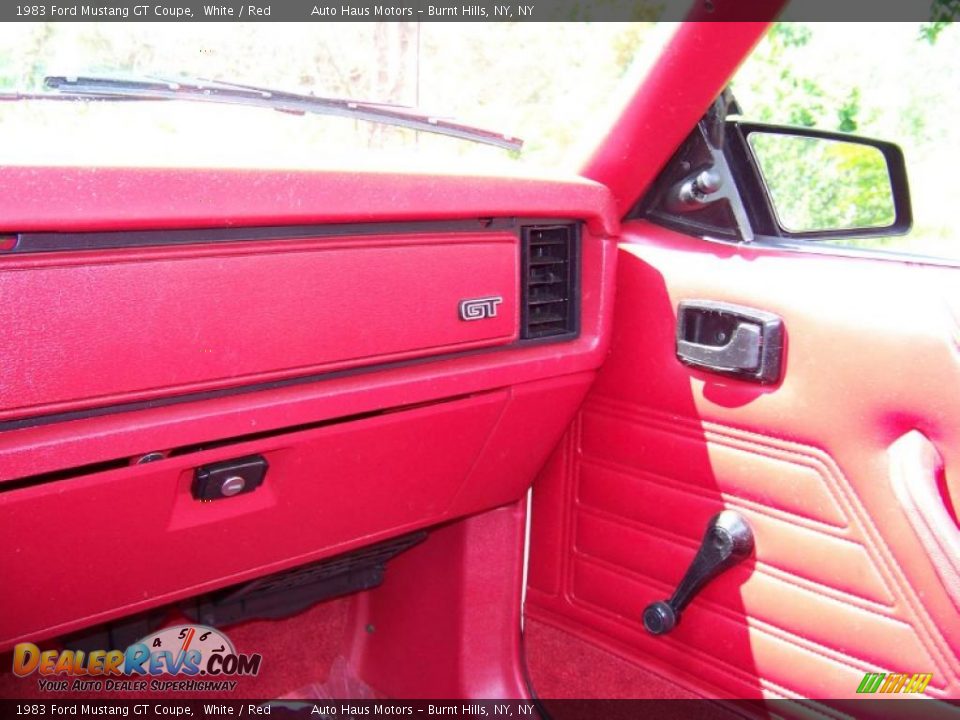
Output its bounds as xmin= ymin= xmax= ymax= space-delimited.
xmin=523 ymin=617 xmax=701 ymax=699
xmin=7 ymin=602 xmax=735 ymax=700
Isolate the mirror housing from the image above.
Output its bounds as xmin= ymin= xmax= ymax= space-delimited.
xmin=726 ymin=121 xmax=912 ymax=242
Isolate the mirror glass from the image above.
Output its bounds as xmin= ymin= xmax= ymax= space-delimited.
xmin=748 ymin=132 xmax=895 ymax=233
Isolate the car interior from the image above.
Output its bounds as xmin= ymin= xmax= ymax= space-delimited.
xmin=1 ymin=12 xmax=958 ymax=717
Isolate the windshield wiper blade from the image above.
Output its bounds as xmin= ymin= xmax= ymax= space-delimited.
xmin=37 ymin=74 xmax=522 ymax=152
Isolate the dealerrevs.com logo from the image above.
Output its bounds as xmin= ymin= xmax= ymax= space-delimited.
xmin=12 ymin=625 xmax=262 ymax=693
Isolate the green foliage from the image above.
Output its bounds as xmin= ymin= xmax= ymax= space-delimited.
xmin=750 ymin=133 xmax=894 ymax=233
xmin=836 ymin=88 xmax=861 ymax=133
xmin=0 ymin=23 xmax=54 ymax=91
xmin=733 ymin=23 xmax=835 ymax=130
xmin=921 ymin=5 xmax=956 ymax=43
xmin=774 ymin=23 xmax=812 ymax=48
xmin=920 ymin=21 xmax=951 ymax=43
xmin=732 ymin=22 xmax=960 ymax=258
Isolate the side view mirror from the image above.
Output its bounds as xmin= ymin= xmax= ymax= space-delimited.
xmin=729 ymin=122 xmax=912 ymax=241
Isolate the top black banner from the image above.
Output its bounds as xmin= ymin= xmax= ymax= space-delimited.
xmin=1 ymin=0 xmax=957 ymax=22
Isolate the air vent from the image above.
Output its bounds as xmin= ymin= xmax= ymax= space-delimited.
xmin=521 ymin=224 xmax=578 ymax=340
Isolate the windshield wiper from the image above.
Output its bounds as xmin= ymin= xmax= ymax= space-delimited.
xmin=12 ymin=73 xmax=523 ymax=152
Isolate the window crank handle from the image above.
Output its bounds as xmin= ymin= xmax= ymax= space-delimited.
xmin=643 ymin=510 xmax=754 ymax=635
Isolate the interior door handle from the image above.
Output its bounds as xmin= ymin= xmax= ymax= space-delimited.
xmin=889 ymin=431 xmax=960 ymax=611
xmin=676 ymin=300 xmax=784 ymax=384
xmin=676 ymin=322 xmax=761 ymax=373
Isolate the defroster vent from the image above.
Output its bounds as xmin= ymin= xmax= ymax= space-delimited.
xmin=521 ymin=224 xmax=579 ymax=340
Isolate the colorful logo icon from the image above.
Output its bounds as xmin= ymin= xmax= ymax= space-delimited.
xmin=13 ymin=624 xmax=262 ymax=683
xmin=857 ymin=672 xmax=932 ymax=694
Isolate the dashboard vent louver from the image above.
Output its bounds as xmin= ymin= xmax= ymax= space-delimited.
xmin=521 ymin=224 xmax=578 ymax=340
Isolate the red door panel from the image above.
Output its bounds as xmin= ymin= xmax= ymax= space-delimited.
xmin=526 ymin=220 xmax=960 ymax=703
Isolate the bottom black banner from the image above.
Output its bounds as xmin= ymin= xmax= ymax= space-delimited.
xmin=1 ymin=699 xmax=957 ymax=720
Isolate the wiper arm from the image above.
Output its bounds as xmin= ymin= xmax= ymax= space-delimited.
xmin=33 ymin=74 xmax=522 ymax=152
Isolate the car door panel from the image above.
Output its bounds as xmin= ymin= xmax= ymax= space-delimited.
xmin=526 ymin=220 xmax=960 ymax=702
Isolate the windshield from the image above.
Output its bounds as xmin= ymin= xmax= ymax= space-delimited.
xmin=0 ymin=22 xmax=673 ymax=171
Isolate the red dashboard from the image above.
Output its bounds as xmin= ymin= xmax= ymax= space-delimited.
xmin=0 ymin=166 xmax=619 ymax=649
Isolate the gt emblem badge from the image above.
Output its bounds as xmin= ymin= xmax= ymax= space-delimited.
xmin=459 ymin=296 xmax=503 ymax=321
